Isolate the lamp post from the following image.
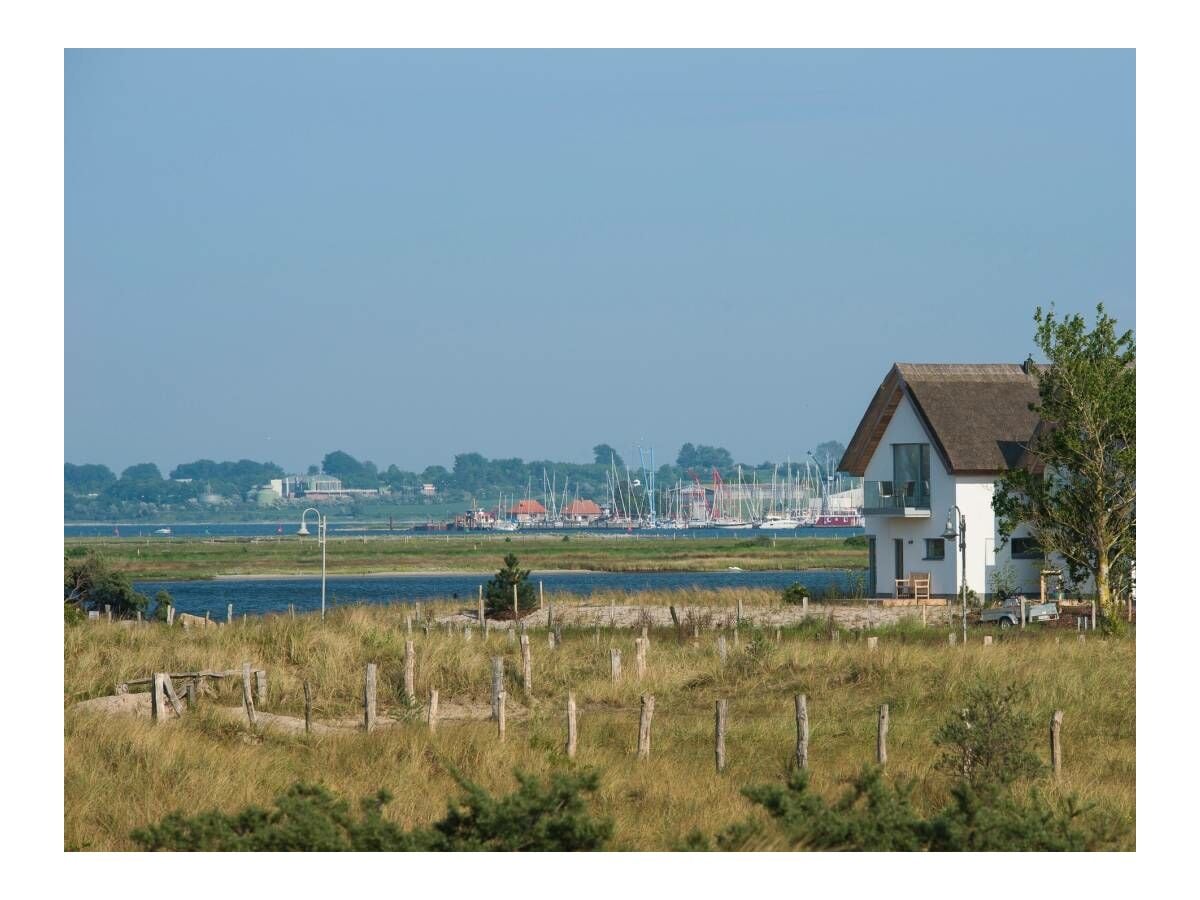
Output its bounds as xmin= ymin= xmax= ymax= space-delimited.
xmin=942 ymin=506 xmax=967 ymax=645
xmin=299 ymin=507 xmax=327 ymax=620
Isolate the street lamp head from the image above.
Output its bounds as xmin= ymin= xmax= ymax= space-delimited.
xmin=942 ymin=508 xmax=958 ymax=541
xmin=297 ymin=522 xmax=310 ymax=536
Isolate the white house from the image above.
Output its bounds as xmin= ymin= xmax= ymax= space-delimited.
xmin=839 ymin=363 xmax=1046 ymax=600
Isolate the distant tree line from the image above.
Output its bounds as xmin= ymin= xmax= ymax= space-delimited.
xmin=65 ymin=438 xmax=849 ymax=520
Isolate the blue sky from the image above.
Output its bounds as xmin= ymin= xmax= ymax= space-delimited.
xmin=65 ymin=50 xmax=1134 ymax=475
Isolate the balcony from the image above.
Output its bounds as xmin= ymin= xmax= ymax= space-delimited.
xmin=863 ymin=480 xmax=931 ymax=517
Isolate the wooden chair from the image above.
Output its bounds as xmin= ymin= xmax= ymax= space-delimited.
xmin=910 ymin=572 xmax=931 ymax=602
xmin=895 ymin=572 xmax=931 ymax=601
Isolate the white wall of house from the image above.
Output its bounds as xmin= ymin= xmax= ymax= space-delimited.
xmin=862 ymin=393 xmax=957 ymax=596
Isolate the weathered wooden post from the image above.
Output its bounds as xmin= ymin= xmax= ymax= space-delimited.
xmin=635 ymin=637 xmax=647 ymax=681
xmin=227 ymin=602 xmax=233 ymax=624
xmin=610 ymin=647 xmax=622 ymax=683
xmin=1050 ymin=709 xmax=1063 ymax=777
xmin=513 ymin=584 xmax=519 ymax=620
xmin=478 ymin=585 xmax=485 ymax=625
xmin=105 ymin=604 xmax=112 ymax=622
xmin=547 ymin=629 xmax=556 ymax=649
xmin=637 ymin=694 xmax=655 ymax=759
xmin=405 ymin=614 xmax=412 ymax=637
xmin=717 ymin=634 xmax=727 ymax=665
xmin=427 ymin=688 xmax=439 ymax=733
xmin=736 ymin=597 xmax=743 ymax=626
xmin=464 ymin=624 xmax=473 ymax=642
xmin=136 ymin=610 xmax=142 ymax=624
xmin=775 ymin=625 xmax=782 ymax=643
xmin=254 ymin=669 xmax=267 ymax=707
xmin=802 ymin=595 xmax=808 ymax=616
xmin=715 ymin=699 xmax=728 ymax=773
xmin=491 ymin=656 xmax=504 ymax=719
xmin=520 ymin=634 xmax=532 ymax=694
xmin=167 ymin=605 xmax=175 ymax=626
xmin=1019 ymin=596 xmax=1026 ymax=630
xmin=547 ymin=601 xmax=554 ymax=631
xmin=303 ymin=680 xmax=313 ymax=734
xmin=415 ymin=601 xmax=422 ymax=622
xmin=185 ymin=678 xmax=197 ymax=709
xmin=1091 ymin=600 xmax=1097 ymax=631
xmin=539 ymin=580 xmax=544 ymax=610
xmin=497 ymin=690 xmax=507 ymax=741
xmin=867 ymin=636 xmax=879 ymax=651
xmin=151 ymin=673 xmax=165 ymax=723
xmin=205 ymin=610 xmax=210 ymax=625
xmin=949 ymin=631 xmax=957 ymax=646
xmin=241 ymin=662 xmax=256 ymax=727
xmin=877 ymin=703 xmax=889 ymax=766
xmin=566 ymin=691 xmax=578 ymax=759
xmin=363 ymin=663 xmax=377 ymax=732
xmin=983 ymin=635 xmax=993 ymax=646
xmin=289 ymin=603 xmax=295 ymax=619
xmin=795 ymin=694 xmax=809 ymax=769
xmin=554 ymin=623 xmax=562 ymax=647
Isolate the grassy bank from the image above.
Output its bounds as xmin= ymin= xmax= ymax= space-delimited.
xmin=65 ymin=593 xmax=1135 ymax=851
xmin=63 ymin=533 xmax=867 ymax=580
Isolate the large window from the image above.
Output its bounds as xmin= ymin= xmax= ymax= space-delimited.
xmin=892 ymin=443 xmax=930 ymax=504
xmin=1011 ymin=537 xmax=1043 ymax=559
xmin=924 ymin=538 xmax=945 ymax=560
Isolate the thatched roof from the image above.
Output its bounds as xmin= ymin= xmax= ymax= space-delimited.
xmin=840 ymin=363 xmax=1041 ymax=476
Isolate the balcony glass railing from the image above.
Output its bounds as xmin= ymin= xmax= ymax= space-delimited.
xmin=863 ymin=480 xmax=930 ymax=514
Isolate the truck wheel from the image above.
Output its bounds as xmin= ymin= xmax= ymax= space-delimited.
xmin=998 ymin=617 xmax=1013 ymax=630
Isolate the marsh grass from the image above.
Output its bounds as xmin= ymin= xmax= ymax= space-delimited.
xmin=65 ymin=593 xmax=1135 ymax=851
xmin=62 ymin=533 xmax=866 ymax=580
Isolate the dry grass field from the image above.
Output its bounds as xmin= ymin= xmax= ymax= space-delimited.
xmin=64 ymin=590 xmax=1135 ymax=851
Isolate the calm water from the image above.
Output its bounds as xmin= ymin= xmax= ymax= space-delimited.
xmin=66 ymin=522 xmax=863 ymax=540
xmin=134 ymin=570 xmax=860 ymax=618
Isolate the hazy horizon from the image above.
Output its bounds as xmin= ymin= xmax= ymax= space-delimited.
xmin=66 ymin=50 xmax=1135 ymax=474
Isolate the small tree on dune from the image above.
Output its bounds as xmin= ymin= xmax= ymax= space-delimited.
xmin=484 ymin=554 xmax=536 ymax=618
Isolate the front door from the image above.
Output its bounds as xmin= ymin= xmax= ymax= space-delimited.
xmin=867 ymin=536 xmax=877 ymax=597
xmin=894 ymin=538 xmax=904 ymax=583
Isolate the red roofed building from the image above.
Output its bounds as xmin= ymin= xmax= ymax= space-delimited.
xmin=562 ymin=499 xmax=603 ymax=523
xmin=508 ymin=498 xmax=548 ymax=523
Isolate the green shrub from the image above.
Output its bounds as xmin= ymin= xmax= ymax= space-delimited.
xmin=843 ymin=535 xmax=867 ymax=548
xmin=933 ymin=681 xmax=1042 ymax=787
xmin=132 ymin=770 xmax=612 ymax=851
xmin=151 ymin=590 xmax=173 ymax=622
xmin=781 ymin=583 xmax=811 ymax=605
xmin=484 ymin=554 xmax=537 ymax=617
xmin=707 ymin=767 xmax=1122 ymax=851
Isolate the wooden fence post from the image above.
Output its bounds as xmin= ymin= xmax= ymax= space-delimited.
xmin=415 ymin=601 xmax=422 ymax=622
xmin=151 ymin=673 xmax=165 ymax=723
xmin=136 ymin=610 xmax=142 ymax=624
xmin=255 ymin=669 xmax=267 ymax=707
xmin=637 ymin=694 xmax=655 ymax=759
xmin=539 ymin=580 xmax=544 ymax=609
xmin=983 ymin=635 xmax=993 ymax=646
xmin=491 ymin=656 xmax=504 ymax=719
xmin=497 ymin=690 xmax=507 ymax=741
xmin=635 ymin=637 xmax=647 ymax=681
xmin=105 ymin=604 xmax=112 ymax=622
xmin=364 ymin=663 xmax=377 ymax=732
xmin=949 ymin=632 xmax=957 ymax=646
xmin=303 ymin=680 xmax=313 ymax=734
xmin=185 ymin=679 xmax=197 ymax=709
xmin=717 ymin=634 xmax=727 ymax=665
xmin=520 ymin=634 xmax=532 ymax=694
xmin=802 ymin=595 xmax=808 ymax=616
xmin=795 ymin=694 xmax=809 ymax=769
xmin=162 ymin=675 xmax=184 ymax=717
xmin=1019 ymin=596 xmax=1026 ymax=630
xmin=547 ymin=601 xmax=554 ymax=630
xmin=427 ymin=688 xmax=439 ymax=733
xmin=548 ymin=629 xmax=556 ymax=649
xmin=289 ymin=603 xmax=295 ymax=619
xmin=1050 ymin=709 xmax=1063 ymax=777
xmin=867 ymin=636 xmax=879 ymax=651
xmin=1091 ymin=600 xmax=1097 ymax=631
xmin=227 ymin=602 xmax=233 ymax=624
xmin=478 ymin=585 xmax=485 ymax=625
xmin=167 ymin=605 xmax=175 ymax=626
xmin=566 ymin=691 xmax=578 ymax=759
xmin=877 ymin=703 xmax=889 ymax=766
xmin=241 ymin=662 xmax=256 ymax=728
xmin=715 ymin=699 xmax=728 ymax=772
xmin=513 ymin=584 xmax=519 ymax=620
xmin=610 ymin=648 xmax=622 ymax=683
xmin=775 ymin=625 xmax=782 ymax=643
xmin=736 ymin=597 xmax=743 ymax=626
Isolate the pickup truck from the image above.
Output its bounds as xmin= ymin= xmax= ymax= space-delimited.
xmin=980 ymin=596 xmax=1059 ymax=629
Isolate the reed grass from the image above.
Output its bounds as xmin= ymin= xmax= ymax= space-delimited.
xmin=64 ymin=593 xmax=1135 ymax=851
